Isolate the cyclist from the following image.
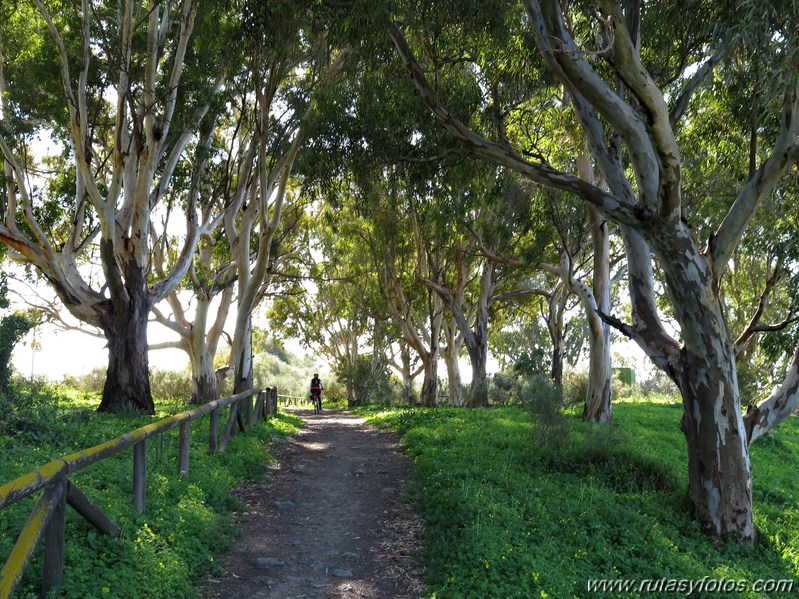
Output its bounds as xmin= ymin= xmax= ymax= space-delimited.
xmin=310 ymin=373 xmax=324 ymax=413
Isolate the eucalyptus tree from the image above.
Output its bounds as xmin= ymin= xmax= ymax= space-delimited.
xmin=217 ymin=1 xmax=348 ymax=400
xmin=387 ymin=332 xmax=423 ymax=404
xmin=150 ymin=84 xmax=311 ymax=405
xmin=383 ymin=0 xmax=799 ymax=540
xmin=678 ymin=59 xmax=799 ymax=404
xmin=292 ymin=30 xmax=479 ymax=406
xmin=0 ymin=0 xmax=232 ymax=413
xmin=151 ymin=226 xmax=236 ymax=404
xmin=414 ymin=172 xmax=537 ymax=407
xmin=376 ymin=196 xmax=445 ymax=407
xmin=535 ymin=187 xmax=620 ymax=422
xmin=267 ymin=201 xmax=385 ymax=404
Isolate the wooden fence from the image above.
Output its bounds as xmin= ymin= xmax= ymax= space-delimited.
xmin=277 ymin=393 xmax=313 ymax=406
xmin=0 ymin=386 xmax=279 ymax=599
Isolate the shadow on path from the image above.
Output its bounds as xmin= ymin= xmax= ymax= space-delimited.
xmin=203 ymin=409 xmax=424 ymax=599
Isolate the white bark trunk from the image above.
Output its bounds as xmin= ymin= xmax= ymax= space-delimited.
xmin=442 ymin=318 xmax=464 ymax=406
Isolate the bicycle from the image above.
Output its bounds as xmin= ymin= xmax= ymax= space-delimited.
xmin=310 ymin=391 xmax=322 ymax=414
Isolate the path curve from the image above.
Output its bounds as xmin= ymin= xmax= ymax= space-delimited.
xmin=203 ymin=408 xmax=424 ymax=599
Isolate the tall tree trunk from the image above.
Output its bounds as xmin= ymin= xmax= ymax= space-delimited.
xmin=187 ymin=297 xmax=219 ymax=404
xmin=97 ymin=287 xmax=154 ymax=414
xmin=399 ymin=341 xmax=418 ymax=404
xmin=678 ymin=349 xmax=754 ymax=541
xmin=546 ymin=284 xmax=567 ymax=387
xmin=466 ymin=341 xmax=488 ymax=408
xmin=442 ymin=319 xmax=464 ymax=406
xmin=657 ymin=228 xmax=755 ymax=541
xmin=443 ymin=351 xmax=463 ymax=406
xmin=346 ymin=336 xmax=359 ymax=405
xmin=189 ymin=343 xmax=219 ymax=405
xmin=232 ymin=313 xmax=254 ymax=395
xmin=419 ymin=353 xmax=439 ymax=407
xmin=582 ymin=207 xmax=613 ymax=422
xmin=191 ymin=364 xmax=219 ymax=405
xmin=550 ymin=340 xmax=564 ymax=387
xmin=464 ymin=262 xmax=495 ymax=408
xmin=582 ymin=327 xmax=612 ymax=421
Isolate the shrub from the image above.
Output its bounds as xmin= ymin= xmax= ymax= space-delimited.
xmin=519 ymin=374 xmax=572 ymax=449
xmin=0 ymin=375 xmax=62 ymax=439
xmin=62 ymin=367 xmax=107 ymax=394
xmin=149 ymin=368 xmax=194 ymax=402
xmin=489 ymin=371 xmax=519 ymax=405
xmin=561 ymin=368 xmax=589 ymax=408
xmin=334 ymin=353 xmax=395 ymax=406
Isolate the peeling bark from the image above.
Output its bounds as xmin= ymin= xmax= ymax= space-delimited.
xmin=678 ymin=349 xmax=754 ymax=542
xmin=650 ymin=222 xmax=755 ymax=540
xmin=745 ymin=343 xmax=799 ymax=445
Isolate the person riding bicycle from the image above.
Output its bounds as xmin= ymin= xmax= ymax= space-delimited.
xmin=310 ymin=373 xmax=324 ymax=411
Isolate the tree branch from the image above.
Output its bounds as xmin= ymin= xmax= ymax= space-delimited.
xmin=526 ymin=0 xmax=659 ymax=212
xmin=669 ymin=53 xmax=721 ymax=126
xmin=387 ymin=20 xmax=642 ymax=227
xmin=745 ymin=341 xmax=799 ymax=444
xmin=710 ymin=81 xmax=799 ymax=273
xmin=595 ymin=0 xmax=682 ymax=221
xmin=734 ymin=255 xmax=785 ymax=352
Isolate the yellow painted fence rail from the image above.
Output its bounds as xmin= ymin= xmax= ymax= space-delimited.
xmin=0 ymin=387 xmax=279 ymax=599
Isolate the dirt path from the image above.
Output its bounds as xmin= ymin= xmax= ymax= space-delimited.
xmin=202 ymin=408 xmax=424 ymax=599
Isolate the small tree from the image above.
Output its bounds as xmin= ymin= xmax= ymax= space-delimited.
xmin=0 ymin=274 xmax=33 ymax=395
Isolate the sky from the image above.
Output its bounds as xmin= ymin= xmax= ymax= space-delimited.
xmin=12 ymin=320 xmax=190 ymax=381
xmin=11 ymin=309 xmax=654 ymax=387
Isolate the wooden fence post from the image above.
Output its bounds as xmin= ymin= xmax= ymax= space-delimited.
xmin=220 ymin=402 xmax=238 ymax=453
xmin=178 ymin=421 xmax=191 ymax=479
xmin=0 ymin=479 xmax=66 ymax=599
xmin=42 ymin=478 xmax=67 ymax=597
xmin=66 ymin=482 xmax=121 ymax=537
xmin=253 ymin=389 xmax=264 ymax=421
xmin=267 ymin=387 xmax=278 ymax=416
xmin=209 ymin=408 xmax=219 ymax=453
xmin=246 ymin=393 xmax=254 ymax=426
xmin=133 ymin=441 xmax=147 ymax=513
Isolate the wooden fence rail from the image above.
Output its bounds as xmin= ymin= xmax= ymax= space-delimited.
xmin=277 ymin=393 xmax=313 ymax=406
xmin=0 ymin=387 xmax=279 ymax=599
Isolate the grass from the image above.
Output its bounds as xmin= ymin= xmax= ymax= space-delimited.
xmin=0 ymin=381 xmax=302 ymax=599
xmin=356 ymin=396 xmax=799 ymax=598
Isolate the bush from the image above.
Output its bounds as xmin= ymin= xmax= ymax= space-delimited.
xmin=62 ymin=367 xmax=107 ymax=394
xmin=149 ymin=368 xmax=194 ymax=402
xmin=519 ymin=374 xmax=572 ymax=449
xmin=62 ymin=367 xmax=195 ymax=403
xmin=561 ymin=368 xmax=589 ymax=408
xmin=0 ymin=375 xmax=62 ymax=439
xmin=334 ymin=353 xmax=396 ymax=406
xmin=489 ymin=371 xmax=518 ymax=405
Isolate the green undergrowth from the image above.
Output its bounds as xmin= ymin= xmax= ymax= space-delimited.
xmin=356 ymin=399 xmax=799 ymax=598
xmin=0 ymin=382 xmax=302 ymax=598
